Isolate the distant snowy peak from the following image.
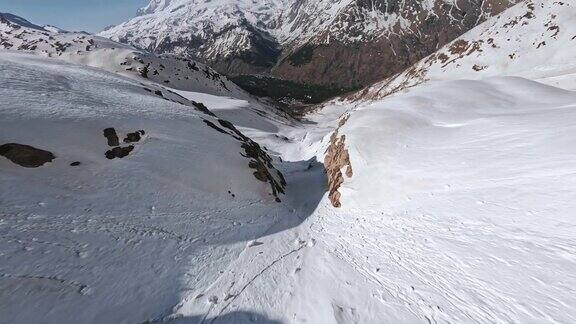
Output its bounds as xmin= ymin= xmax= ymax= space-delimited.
xmin=0 ymin=12 xmax=241 ymax=97
xmin=124 ymin=0 xmax=511 ymax=44
xmin=102 ymin=0 xmax=290 ymax=71
xmin=358 ymin=0 xmax=576 ymax=100
xmin=43 ymin=25 xmax=67 ymax=34
xmin=101 ymin=0 xmax=518 ymax=88
xmin=0 ymin=12 xmax=46 ymax=31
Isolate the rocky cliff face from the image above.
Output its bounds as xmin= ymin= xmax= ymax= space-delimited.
xmin=101 ymin=0 xmax=518 ymax=89
xmin=275 ymin=0 xmax=520 ymax=88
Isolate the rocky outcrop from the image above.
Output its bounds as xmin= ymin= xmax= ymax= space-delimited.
xmin=103 ymin=128 xmax=146 ymax=160
xmin=123 ymin=130 xmax=145 ymax=144
xmin=0 ymin=143 xmax=55 ymax=168
xmin=324 ymin=116 xmax=352 ymax=208
xmin=103 ymin=128 xmax=120 ymax=147
xmin=105 ymin=146 xmax=135 ymax=159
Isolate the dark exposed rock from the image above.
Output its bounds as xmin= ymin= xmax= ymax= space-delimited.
xmin=70 ymin=161 xmax=81 ymax=166
xmin=191 ymin=101 xmax=214 ymax=116
xmin=203 ymin=120 xmax=229 ymax=135
xmin=148 ymin=84 xmax=216 ymax=116
xmin=324 ymin=116 xmax=352 ymax=208
xmin=103 ymin=127 xmax=145 ymax=159
xmin=139 ymin=63 xmax=150 ymax=78
xmin=105 ymin=145 xmax=134 ymax=160
xmin=103 ymin=128 xmax=120 ymax=147
xmin=123 ymin=131 xmax=144 ymax=143
xmin=0 ymin=143 xmax=55 ymax=168
xmin=187 ymin=61 xmax=199 ymax=71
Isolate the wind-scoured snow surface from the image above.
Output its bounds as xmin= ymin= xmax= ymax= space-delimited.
xmin=2 ymin=0 xmax=576 ymax=323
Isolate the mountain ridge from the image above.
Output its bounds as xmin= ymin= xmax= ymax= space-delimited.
xmin=100 ymin=0 xmax=519 ymax=90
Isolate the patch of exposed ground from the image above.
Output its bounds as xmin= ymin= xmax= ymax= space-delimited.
xmin=123 ymin=130 xmax=145 ymax=144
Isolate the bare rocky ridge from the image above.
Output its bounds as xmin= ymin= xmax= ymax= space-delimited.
xmin=101 ymin=0 xmax=518 ymax=90
xmin=203 ymin=118 xmax=287 ymax=202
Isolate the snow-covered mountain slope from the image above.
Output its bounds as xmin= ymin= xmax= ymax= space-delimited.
xmin=101 ymin=0 xmax=518 ymax=88
xmin=359 ymin=0 xmax=576 ymax=100
xmin=0 ymin=12 xmax=241 ymax=97
xmin=3 ymin=1 xmax=576 ymax=322
xmin=4 ymin=49 xmax=576 ymax=322
xmin=128 ymin=77 xmax=576 ymax=323
xmin=0 ymin=51 xmax=300 ymax=323
xmin=285 ymin=76 xmax=576 ymax=323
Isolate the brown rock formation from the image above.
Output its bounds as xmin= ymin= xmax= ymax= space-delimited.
xmin=324 ymin=116 xmax=352 ymax=208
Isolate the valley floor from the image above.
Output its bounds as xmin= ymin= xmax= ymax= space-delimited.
xmin=1 ymin=53 xmax=576 ymax=324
